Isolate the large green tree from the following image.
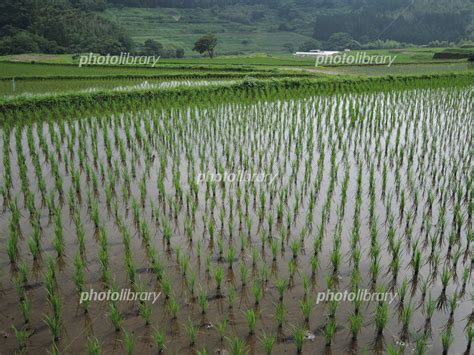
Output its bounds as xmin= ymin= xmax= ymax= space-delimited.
xmin=193 ymin=34 xmax=218 ymax=58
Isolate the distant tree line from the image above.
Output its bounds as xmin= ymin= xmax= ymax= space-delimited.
xmin=1 ymin=0 xmax=472 ymax=55
xmin=312 ymin=11 xmax=471 ymax=45
xmin=0 ymin=0 xmax=132 ymax=55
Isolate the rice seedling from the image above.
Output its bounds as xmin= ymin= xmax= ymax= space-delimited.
xmin=167 ymin=297 xmax=180 ymax=319
xmin=441 ymin=328 xmax=453 ymax=355
xmin=349 ymin=312 xmax=363 ymax=340
xmin=252 ymin=281 xmax=263 ymax=305
xmin=226 ymin=336 xmax=248 ymax=355
xmin=375 ymin=301 xmax=388 ymax=336
xmin=86 ymin=336 xmax=102 ymax=355
xmin=259 ymin=332 xmax=276 ymax=355
xmin=214 ymin=266 xmax=224 ymax=291
xmin=227 ymin=286 xmax=236 ymax=309
xmin=138 ymin=301 xmax=152 ymax=325
xmin=246 ymin=309 xmax=257 ymax=335
xmin=198 ymin=288 xmax=208 ymax=314
xmin=401 ymin=302 xmax=413 ymax=337
xmin=292 ymin=325 xmax=306 ymax=353
xmin=466 ymin=326 xmax=473 ymax=354
xmin=20 ymin=297 xmax=31 ymax=324
xmin=11 ymin=325 xmax=32 ymax=350
xmin=300 ymin=296 xmax=314 ymax=322
xmin=152 ymin=328 xmax=166 ymax=352
xmin=185 ymin=319 xmax=199 ymax=346
xmin=44 ymin=313 xmax=61 ymax=342
xmin=108 ymin=302 xmax=123 ymax=331
xmin=123 ymin=330 xmax=135 ymax=355
xmin=324 ymin=318 xmax=337 ymax=346
xmin=239 ymin=263 xmax=249 ymax=287
xmin=216 ymin=318 xmax=228 ymax=341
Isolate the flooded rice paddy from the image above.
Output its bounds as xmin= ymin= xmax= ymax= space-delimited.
xmin=0 ymin=84 xmax=472 ymax=354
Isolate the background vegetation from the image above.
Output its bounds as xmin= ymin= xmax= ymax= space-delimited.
xmin=1 ymin=0 xmax=473 ymax=55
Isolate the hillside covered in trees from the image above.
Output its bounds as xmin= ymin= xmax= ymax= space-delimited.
xmin=0 ymin=0 xmax=132 ymax=55
xmin=1 ymin=0 xmax=472 ymax=55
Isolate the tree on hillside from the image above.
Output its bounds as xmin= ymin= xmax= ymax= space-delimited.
xmin=326 ymin=32 xmax=360 ymax=50
xmin=193 ymin=34 xmax=217 ymax=58
xmin=144 ymin=39 xmax=163 ymax=55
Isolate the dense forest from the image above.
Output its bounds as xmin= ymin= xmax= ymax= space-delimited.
xmin=0 ymin=0 xmax=132 ymax=55
xmin=1 ymin=0 xmax=472 ymax=54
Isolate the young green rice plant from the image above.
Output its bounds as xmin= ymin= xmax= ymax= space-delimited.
xmin=401 ymin=302 xmax=413 ymax=337
xmin=399 ymin=278 xmax=408 ymax=306
xmin=310 ymin=255 xmax=319 ymax=277
xmin=217 ymin=235 xmax=224 ymax=259
xmin=20 ymin=297 xmax=31 ymax=324
xmin=167 ymin=296 xmax=180 ymax=319
xmin=7 ymin=225 xmax=19 ymax=264
xmin=11 ymin=325 xmax=32 ymax=350
xmin=275 ymin=302 xmax=287 ymax=328
xmin=288 ymin=259 xmax=297 ymax=281
xmin=330 ymin=247 xmax=341 ymax=274
xmin=414 ymin=333 xmax=428 ymax=355
xmin=375 ymin=301 xmax=388 ymax=336
xmin=138 ymin=301 xmax=152 ymax=325
xmin=216 ymin=318 xmax=228 ymax=341
xmin=185 ymin=319 xmax=199 ymax=346
xmin=276 ymin=277 xmax=287 ymax=301
xmin=440 ymin=266 xmax=451 ymax=294
xmin=227 ymin=246 xmax=236 ymax=269
xmin=152 ymin=328 xmax=166 ymax=353
xmin=198 ymin=288 xmax=209 ymax=314
xmin=441 ymin=328 xmax=453 ymax=355
xmin=324 ymin=318 xmax=337 ymax=347
xmin=327 ymin=299 xmax=339 ymax=319
xmin=86 ymin=336 xmax=102 ymax=355
xmin=349 ymin=312 xmax=363 ymax=340
xmin=465 ymin=325 xmax=473 ymax=354
xmin=226 ymin=336 xmax=248 ymax=355
xmin=411 ymin=248 xmax=422 ymax=280
xmin=271 ymin=240 xmax=279 ymax=262
xmin=160 ymin=275 xmax=172 ymax=300
xmin=227 ymin=286 xmax=236 ymax=309
xmin=214 ymin=266 xmax=224 ymax=291
xmin=239 ymin=263 xmax=249 ymax=287
xmin=44 ymin=313 xmax=61 ymax=342
xmin=448 ymin=291 xmax=459 ymax=319
xmin=292 ymin=325 xmax=305 ymax=353
xmin=258 ymin=332 xmax=276 ymax=355
xmin=300 ymin=296 xmax=314 ymax=322
xmin=73 ymin=253 xmax=85 ymax=294
xmin=251 ymin=246 xmax=259 ymax=266
xmin=260 ymin=264 xmax=270 ymax=284
xmin=290 ymin=239 xmax=300 ymax=259
xmin=28 ymin=233 xmax=41 ymax=261
xmin=246 ymin=309 xmax=257 ymax=335
xmin=108 ymin=302 xmax=123 ymax=331
xmin=123 ymin=330 xmax=135 ymax=355
xmin=252 ymin=281 xmax=263 ymax=305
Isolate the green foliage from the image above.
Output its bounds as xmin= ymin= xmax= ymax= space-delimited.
xmin=193 ymin=34 xmax=218 ymax=58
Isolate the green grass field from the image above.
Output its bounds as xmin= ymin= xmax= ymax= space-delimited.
xmin=0 ymin=50 xmax=471 ymax=100
xmin=101 ymin=6 xmax=315 ymax=55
